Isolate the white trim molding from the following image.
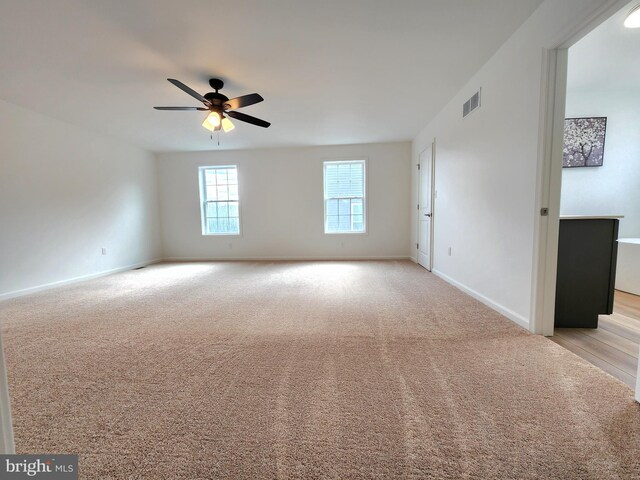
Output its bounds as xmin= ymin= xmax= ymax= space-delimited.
xmin=0 ymin=258 xmax=163 ymax=302
xmin=0 ymin=329 xmax=15 ymax=454
xmin=433 ymin=269 xmax=530 ymax=330
xmin=531 ymin=47 xmax=568 ymax=336
xmin=163 ymin=256 xmax=411 ymax=262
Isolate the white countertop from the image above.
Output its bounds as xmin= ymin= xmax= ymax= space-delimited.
xmin=618 ymin=238 xmax=640 ymax=245
xmin=560 ymin=215 xmax=624 ymax=220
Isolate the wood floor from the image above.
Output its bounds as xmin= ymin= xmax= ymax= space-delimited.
xmin=551 ymin=290 xmax=640 ymax=388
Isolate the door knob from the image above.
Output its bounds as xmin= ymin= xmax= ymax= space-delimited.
xmin=424 ymin=213 xmax=431 ymax=217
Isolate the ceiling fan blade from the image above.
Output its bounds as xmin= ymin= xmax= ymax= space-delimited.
xmin=227 ymin=110 xmax=271 ymax=128
xmin=154 ymin=107 xmax=209 ymax=111
xmin=224 ymin=93 xmax=264 ymax=110
xmin=167 ymin=79 xmax=211 ymax=106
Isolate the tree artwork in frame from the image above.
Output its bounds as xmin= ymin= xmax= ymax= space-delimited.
xmin=562 ymin=117 xmax=607 ymax=168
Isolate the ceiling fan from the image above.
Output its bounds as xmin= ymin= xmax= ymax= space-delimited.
xmin=154 ymin=78 xmax=270 ymax=133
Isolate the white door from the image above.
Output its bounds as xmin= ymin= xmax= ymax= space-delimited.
xmin=417 ymin=145 xmax=433 ymax=270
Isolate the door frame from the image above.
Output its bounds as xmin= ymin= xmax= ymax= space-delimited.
xmin=417 ymin=141 xmax=436 ymax=271
xmin=531 ymin=0 xmax=630 ymax=336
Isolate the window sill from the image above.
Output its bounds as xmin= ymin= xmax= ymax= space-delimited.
xmin=324 ymin=231 xmax=368 ymax=236
xmin=201 ymin=233 xmax=242 ymax=237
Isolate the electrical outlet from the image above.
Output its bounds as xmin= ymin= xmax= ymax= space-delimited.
xmin=448 ymin=247 xmax=452 ymax=256
xmin=101 ymin=248 xmax=107 ymax=255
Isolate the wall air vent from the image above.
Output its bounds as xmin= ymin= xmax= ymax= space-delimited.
xmin=463 ymin=88 xmax=481 ymax=118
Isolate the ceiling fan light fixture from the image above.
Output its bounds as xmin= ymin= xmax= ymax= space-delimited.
xmin=203 ymin=111 xmax=221 ymax=129
xmin=624 ymin=4 xmax=640 ymax=28
xmin=202 ymin=117 xmax=215 ymax=132
xmin=221 ymin=117 xmax=235 ymax=133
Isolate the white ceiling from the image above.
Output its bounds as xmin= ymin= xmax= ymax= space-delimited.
xmin=568 ymin=2 xmax=640 ymax=94
xmin=0 ymin=0 xmax=544 ymax=152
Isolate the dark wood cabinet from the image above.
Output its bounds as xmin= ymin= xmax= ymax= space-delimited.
xmin=554 ymin=218 xmax=619 ymax=328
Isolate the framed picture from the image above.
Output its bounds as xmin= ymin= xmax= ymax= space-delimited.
xmin=563 ymin=117 xmax=607 ymax=168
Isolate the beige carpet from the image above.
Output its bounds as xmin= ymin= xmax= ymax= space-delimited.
xmin=1 ymin=260 xmax=639 ymax=479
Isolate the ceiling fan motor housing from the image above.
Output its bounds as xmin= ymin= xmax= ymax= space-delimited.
xmin=204 ymin=91 xmax=229 ymax=110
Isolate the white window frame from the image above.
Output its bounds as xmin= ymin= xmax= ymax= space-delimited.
xmin=323 ymin=159 xmax=367 ymax=235
xmin=198 ymin=165 xmax=241 ymax=236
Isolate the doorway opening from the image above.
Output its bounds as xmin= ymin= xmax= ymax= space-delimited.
xmin=538 ymin=1 xmax=640 ymax=390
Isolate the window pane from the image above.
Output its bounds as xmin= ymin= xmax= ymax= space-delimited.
xmin=326 ymin=199 xmax=339 ymax=216
xmin=216 ymin=169 xmax=228 ymax=185
xmin=205 ymin=170 xmax=217 ymax=185
xmin=206 ymin=185 xmax=218 ymax=200
xmin=327 ymin=215 xmax=339 ymax=231
xmin=200 ymin=166 xmax=240 ymax=235
xmin=206 ymin=218 xmax=218 ymax=234
xmin=350 ymin=164 xmax=364 ymax=197
xmin=338 ymin=199 xmax=350 ymax=215
xmin=352 ymin=215 xmax=364 ymax=232
xmin=206 ymin=202 xmax=217 ymax=217
xmin=229 ymin=202 xmax=239 ymax=217
xmin=218 ymin=202 xmax=229 ymax=218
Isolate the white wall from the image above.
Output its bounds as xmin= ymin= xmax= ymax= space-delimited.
xmin=561 ymin=90 xmax=640 ymax=238
xmin=411 ymin=0 xmax=619 ymax=328
xmin=0 ymin=99 xmax=162 ymax=298
xmin=157 ymin=142 xmax=411 ymax=260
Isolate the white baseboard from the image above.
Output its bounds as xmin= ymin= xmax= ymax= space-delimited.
xmin=409 ymin=256 xmax=418 ymax=263
xmin=432 ymin=269 xmax=530 ymax=330
xmin=0 ymin=258 xmax=163 ymax=302
xmin=0 ymin=256 xmax=413 ymax=302
xmin=163 ymin=255 xmax=412 ymax=262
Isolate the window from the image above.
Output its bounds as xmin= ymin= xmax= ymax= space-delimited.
xmin=199 ymin=165 xmax=240 ymax=235
xmin=323 ymin=160 xmax=366 ymax=234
